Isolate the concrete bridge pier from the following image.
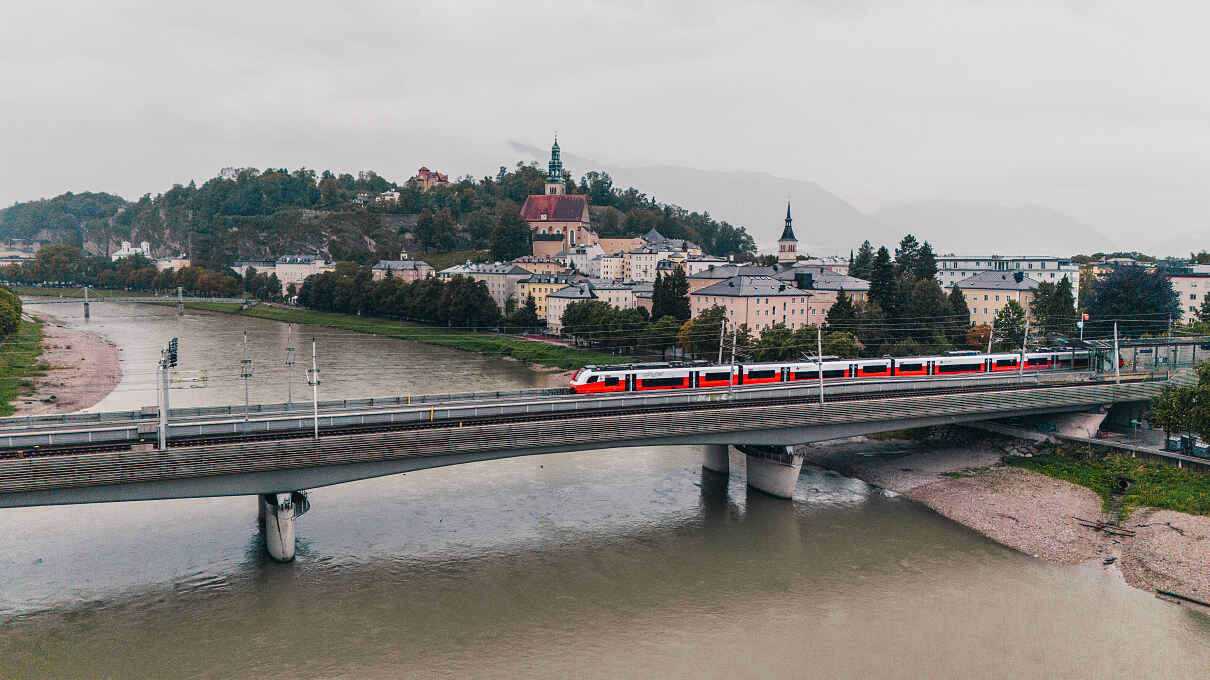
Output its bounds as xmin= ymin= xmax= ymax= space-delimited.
xmin=260 ymin=491 xmax=310 ymax=562
xmin=702 ymin=444 xmax=731 ymax=474
xmin=1045 ymin=409 xmax=1109 ymax=438
xmin=738 ymin=445 xmax=803 ymax=499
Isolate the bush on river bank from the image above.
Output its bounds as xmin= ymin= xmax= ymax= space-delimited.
xmin=1007 ymin=443 xmax=1210 ymax=518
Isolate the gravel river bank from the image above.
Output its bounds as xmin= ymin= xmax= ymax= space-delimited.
xmin=801 ymin=434 xmax=1210 ymax=610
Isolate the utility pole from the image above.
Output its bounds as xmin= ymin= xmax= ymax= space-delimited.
xmin=717 ymin=319 xmax=725 ymax=365
xmin=817 ymin=326 xmax=824 ymax=405
xmin=158 ymin=337 xmax=177 ymax=451
xmin=1113 ymin=321 xmax=1121 ymax=385
xmin=1018 ymin=317 xmax=1030 ymax=383
xmin=177 ymin=286 xmax=184 ymax=316
xmin=986 ymin=318 xmax=995 ymax=354
xmin=729 ymin=326 xmax=737 ymax=394
xmin=307 ymin=338 xmax=321 ymax=438
xmin=241 ymin=330 xmax=253 ymax=422
xmin=285 ymin=324 xmax=295 ymax=410
xmin=83 ymin=286 xmax=90 ymax=319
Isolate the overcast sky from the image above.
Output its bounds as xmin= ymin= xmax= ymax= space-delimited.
xmin=1 ymin=0 xmax=1206 ymax=249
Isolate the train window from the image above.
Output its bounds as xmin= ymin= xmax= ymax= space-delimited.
xmin=1026 ymin=357 xmax=1048 ymax=366
xmin=995 ymin=359 xmax=1017 ymax=367
xmin=862 ymin=364 xmax=888 ymax=374
xmin=642 ymin=377 xmax=686 ymax=387
xmin=586 ymin=376 xmax=599 ymax=383
xmin=938 ymin=363 xmax=982 ymax=373
xmin=898 ymin=363 xmax=922 ymax=372
xmin=747 ymin=369 xmax=776 ymax=379
xmin=604 ymin=377 xmax=619 ymax=386
xmin=823 ymin=369 xmax=847 ymax=379
xmin=703 ymin=372 xmax=730 ymax=382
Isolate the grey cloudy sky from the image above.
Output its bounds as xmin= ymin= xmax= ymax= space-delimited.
xmin=1 ymin=0 xmax=1206 ymax=249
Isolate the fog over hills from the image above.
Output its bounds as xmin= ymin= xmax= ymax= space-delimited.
xmin=870 ymin=202 xmax=1116 ymax=256
xmin=512 ymin=142 xmax=1117 ymax=257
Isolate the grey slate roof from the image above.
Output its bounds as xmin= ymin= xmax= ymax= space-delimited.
xmin=770 ymin=264 xmax=870 ymax=291
xmin=548 ymin=283 xmax=596 ymax=300
xmin=955 ymin=271 xmax=1040 ymax=291
xmin=440 ymin=263 xmax=531 ymax=276
xmin=373 ymin=260 xmax=430 ymax=271
xmin=689 ymin=264 xmax=776 ymax=279
xmin=692 ymin=275 xmax=807 ymax=298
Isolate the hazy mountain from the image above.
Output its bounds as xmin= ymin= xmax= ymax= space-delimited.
xmin=1152 ymin=231 xmax=1209 ymax=259
xmin=510 ymin=142 xmax=895 ymax=255
xmin=870 ymin=201 xmax=1114 ymax=256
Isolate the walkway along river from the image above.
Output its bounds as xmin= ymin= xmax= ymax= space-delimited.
xmin=1 ymin=302 xmax=1208 ymax=678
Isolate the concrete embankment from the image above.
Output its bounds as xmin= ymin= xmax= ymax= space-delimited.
xmin=13 ymin=312 xmax=121 ymax=415
xmin=801 ymin=433 xmax=1210 ymax=608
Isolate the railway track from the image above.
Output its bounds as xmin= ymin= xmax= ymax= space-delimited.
xmin=0 ymin=374 xmax=1144 ymax=461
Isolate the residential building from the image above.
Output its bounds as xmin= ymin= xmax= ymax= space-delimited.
xmin=956 ymin=271 xmax=1040 ymax=326
xmin=371 ymin=259 xmax=434 ymax=283
xmin=690 ymin=275 xmax=816 ymax=335
xmin=627 ymin=244 xmax=682 ymax=282
xmin=599 ymin=252 xmax=627 ymax=281
xmin=1169 ymin=273 xmax=1210 ymax=322
xmin=936 ymin=254 xmax=1079 ymax=304
xmin=770 ymin=265 xmax=871 ymax=324
xmin=511 ymin=255 xmax=569 ymax=276
xmin=518 ymin=273 xmax=580 ymax=318
xmin=412 ymin=167 xmax=449 ymax=192
xmin=777 ymin=202 xmax=797 ymax=264
xmin=558 ymin=243 xmax=605 ymax=274
xmin=545 ymin=279 xmax=638 ymax=332
xmin=111 ymin=240 xmax=151 ymax=261
xmin=375 ymin=190 xmax=400 ymax=204
xmin=640 ymin=228 xmax=702 ymax=257
xmin=154 ymin=255 xmax=191 ymax=272
xmin=687 ymin=264 xmax=781 ymax=294
xmin=683 ymin=255 xmax=728 ymax=276
xmin=797 ymin=255 xmax=849 ymax=274
xmin=438 ymin=262 xmax=531 ymax=310
xmin=275 ymin=255 xmax=334 ymax=294
xmin=231 ymin=260 xmax=277 ymax=278
xmin=597 ymin=237 xmax=642 ymax=256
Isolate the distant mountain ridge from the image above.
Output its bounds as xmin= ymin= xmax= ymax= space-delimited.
xmin=511 ymin=141 xmax=1117 ymax=256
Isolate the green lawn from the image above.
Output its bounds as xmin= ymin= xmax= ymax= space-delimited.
xmin=237 ymin=304 xmax=629 ymax=370
xmin=11 ymin=285 xmax=146 ymax=299
xmin=415 ymin=250 xmax=491 ymax=271
xmin=1007 ymin=443 xmax=1210 ymax=517
xmin=0 ymin=319 xmax=47 ymax=416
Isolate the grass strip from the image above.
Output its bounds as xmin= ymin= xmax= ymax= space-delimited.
xmin=0 ymin=319 xmax=47 ymax=416
xmin=1006 ymin=443 xmax=1210 ymax=517
xmin=237 ymin=304 xmax=629 ymax=370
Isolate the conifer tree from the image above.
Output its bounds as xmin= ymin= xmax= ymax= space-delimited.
xmin=849 ymin=240 xmax=874 ymax=279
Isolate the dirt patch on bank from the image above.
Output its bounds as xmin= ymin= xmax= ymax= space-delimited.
xmin=802 ymin=434 xmax=1209 ymax=603
xmin=14 ymin=312 xmax=121 ymax=415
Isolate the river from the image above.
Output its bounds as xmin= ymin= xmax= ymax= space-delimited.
xmin=2 ymin=303 xmax=1208 ymax=678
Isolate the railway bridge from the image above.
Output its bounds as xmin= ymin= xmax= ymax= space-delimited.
xmin=0 ymin=370 xmax=1178 ymax=560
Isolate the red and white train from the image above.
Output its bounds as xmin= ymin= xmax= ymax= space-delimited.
xmin=569 ymin=349 xmax=1095 ymax=394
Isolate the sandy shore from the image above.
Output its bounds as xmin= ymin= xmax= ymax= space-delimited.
xmin=13 ymin=312 xmax=121 ymax=415
xmin=801 ymin=434 xmax=1210 ymax=609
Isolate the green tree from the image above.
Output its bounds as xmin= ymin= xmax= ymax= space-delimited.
xmin=825 ymin=289 xmax=857 ymax=329
xmin=822 ymin=331 xmax=860 ymax=359
xmin=750 ymin=323 xmax=800 ymax=362
xmin=643 ymin=315 xmax=683 ymax=359
xmin=1087 ymin=265 xmax=1179 ymax=337
xmin=678 ymin=305 xmax=728 ymax=358
xmin=894 ymin=234 xmax=921 ymax=277
xmin=992 ymin=300 xmax=1027 ymax=351
xmin=849 ymin=240 xmax=873 ymax=280
xmin=913 ymin=241 xmax=937 ymax=280
xmin=948 ymin=285 xmax=971 ymax=345
xmin=651 ymin=267 xmax=690 ymax=321
xmin=1196 ymin=295 xmax=1210 ymax=324
xmin=1030 ymin=275 xmax=1078 ymax=338
xmin=490 ymin=200 xmax=532 ymax=261
xmin=0 ymin=299 xmax=17 ymax=336
xmin=868 ymin=246 xmax=896 ymax=314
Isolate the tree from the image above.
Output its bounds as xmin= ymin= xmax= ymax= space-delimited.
xmin=913 ymin=241 xmax=938 ymax=280
xmin=430 ymin=207 xmax=458 ymax=252
xmin=868 ymin=246 xmax=896 ymax=314
xmin=905 ymin=278 xmax=953 ymax=350
xmin=992 ymin=300 xmax=1027 ymax=351
xmin=967 ymin=323 xmax=992 ymax=351
xmin=1197 ymin=295 xmax=1210 ymax=324
xmin=651 ymin=267 xmax=690 ymax=321
xmin=1086 ymin=265 xmax=1179 ymax=337
xmin=894 ymin=234 xmax=921 ymax=277
xmin=825 ymin=289 xmax=857 ymax=329
xmin=948 ymin=285 xmax=971 ymax=345
xmin=849 ymin=241 xmax=873 ymax=280
xmin=1030 ymin=275 xmax=1078 ymax=338
xmin=490 ymin=200 xmax=532 ymax=261
xmin=0 ymin=299 xmax=17 ymax=336
xmin=414 ymin=208 xmax=436 ymax=252
xmin=750 ymin=323 xmax=800 ymax=362
xmin=678 ymin=305 xmax=728 ymax=358
xmin=822 ymin=331 xmax=860 ymax=359
xmin=1147 ymin=383 xmax=1193 ymax=439
xmin=643 ymin=315 xmax=683 ymax=359
xmin=506 ymin=294 xmax=539 ymax=330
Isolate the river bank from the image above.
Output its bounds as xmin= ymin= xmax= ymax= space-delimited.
xmin=10 ymin=312 xmax=121 ymax=415
xmin=801 ymin=433 xmax=1210 ymax=609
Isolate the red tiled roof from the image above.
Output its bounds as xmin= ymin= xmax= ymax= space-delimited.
xmin=521 ymin=194 xmax=587 ymax=222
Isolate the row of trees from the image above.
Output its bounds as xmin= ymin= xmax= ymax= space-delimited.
xmin=1148 ymin=363 xmax=1210 ymax=441
xmin=0 ymin=285 xmax=22 ymax=336
xmin=1 ymin=245 xmax=271 ymax=300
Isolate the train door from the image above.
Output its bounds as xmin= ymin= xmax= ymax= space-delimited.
xmin=735 ymin=366 xmax=744 ymax=386
xmin=691 ymin=371 xmax=699 ymax=388
xmin=849 ymin=363 xmax=857 ymax=378
xmin=781 ymin=367 xmax=790 ymax=382
xmin=927 ymin=360 xmax=935 ymax=376
xmin=626 ymin=374 xmax=636 ymax=391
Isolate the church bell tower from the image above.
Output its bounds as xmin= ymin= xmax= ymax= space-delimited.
xmin=778 ymin=201 xmax=797 ymax=264
xmin=545 ymin=135 xmax=565 ymax=195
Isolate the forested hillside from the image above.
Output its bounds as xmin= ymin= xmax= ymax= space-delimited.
xmin=0 ymin=164 xmax=756 ymax=269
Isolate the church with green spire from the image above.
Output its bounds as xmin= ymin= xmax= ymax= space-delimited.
xmin=545 ymin=135 xmax=565 ymax=195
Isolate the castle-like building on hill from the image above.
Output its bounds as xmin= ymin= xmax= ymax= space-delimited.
xmin=521 ymin=137 xmax=599 ymax=258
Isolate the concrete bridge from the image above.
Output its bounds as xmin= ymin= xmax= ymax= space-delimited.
xmin=0 ymin=370 xmax=1174 ymax=561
